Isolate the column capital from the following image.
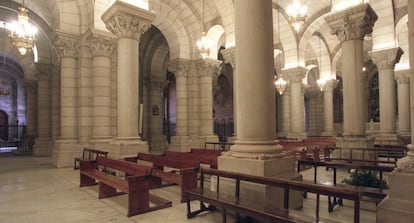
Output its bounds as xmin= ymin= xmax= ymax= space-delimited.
xmin=196 ymin=58 xmax=221 ymax=77
xmin=221 ymin=47 xmax=236 ymax=69
xmin=323 ymin=79 xmax=338 ymax=92
xmin=395 ymin=69 xmax=410 ymax=84
xmin=86 ymin=30 xmax=116 ymax=57
xmin=168 ymin=58 xmax=191 ymax=77
xmin=282 ymin=66 xmax=307 ymax=83
xmin=54 ymin=31 xmax=80 ymax=58
xmin=325 ymin=3 xmax=377 ymax=42
xmin=102 ymin=1 xmax=155 ymax=40
xmin=369 ymin=47 xmax=403 ymax=70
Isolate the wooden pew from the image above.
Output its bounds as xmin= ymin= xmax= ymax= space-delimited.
xmin=129 ymin=153 xmax=198 ymax=203
xmin=190 ymin=148 xmax=222 ymax=168
xmin=186 ymin=167 xmax=362 ymax=223
xmin=79 ymin=156 xmax=172 ymax=216
xmin=74 ymin=148 xmax=108 ymax=170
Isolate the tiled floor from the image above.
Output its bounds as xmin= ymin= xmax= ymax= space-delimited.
xmin=0 ymin=155 xmax=377 ymax=223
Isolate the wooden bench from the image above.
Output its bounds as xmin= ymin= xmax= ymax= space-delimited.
xmin=74 ymin=148 xmax=108 ymax=170
xmin=80 ymin=156 xmax=172 ymax=216
xmin=127 ymin=153 xmax=198 ymax=202
xmin=186 ymin=167 xmax=362 ymax=223
xmin=190 ymin=148 xmax=222 ymax=168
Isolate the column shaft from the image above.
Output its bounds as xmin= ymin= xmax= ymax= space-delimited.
xmin=323 ymin=82 xmax=336 ymax=134
xmin=234 ymin=0 xmax=276 ymax=148
xmin=290 ymin=83 xmax=303 ymax=133
xmin=396 ymin=72 xmax=410 ymax=133
xmin=60 ymin=57 xmax=78 ymax=139
xmin=175 ymin=74 xmax=188 ymax=136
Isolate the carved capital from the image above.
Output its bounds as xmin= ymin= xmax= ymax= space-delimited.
xmin=55 ymin=32 xmax=80 ymax=58
xmin=395 ymin=69 xmax=410 ymax=85
xmin=282 ymin=67 xmax=307 ymax=83
xmin=196 ymin=59 xmax=221 ymax=77
xmin=369 ymin=47 xmax=403 ymax=70
xmin=102 ymin=1 xmax=155 ymax=40
xmin=323 ymin=79 xmax=338 ymax=92
xmin=168 ymin=58 xmax=191 ymax=77
xmin=325 ymin=3 xmax=377 ymax=42
xmin=88 ymin=34 xmax=116 ymax=57
xmin=221 ymin=47 xmax=236 ymax=69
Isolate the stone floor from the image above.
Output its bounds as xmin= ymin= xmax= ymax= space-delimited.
xmin=0 ymin=155 xmax=378 ymax=223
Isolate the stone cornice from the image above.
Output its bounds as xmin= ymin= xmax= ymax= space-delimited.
xmin=54 ymin=31 xmax=80 ymax=58
xmin=195 ymin=59 xmax=221 ymax=77
xmin=167 ymin=58 xmax=191 ymax=77
xmin=102 ymin=1 xmax=155 ymax=40
xmin=369 ymin=47 xmax=403 ymax=70
xmin=220 ymin=47 xmax=236 ymax=69
xmin=325 ymin=3 xmax=377 ymax=42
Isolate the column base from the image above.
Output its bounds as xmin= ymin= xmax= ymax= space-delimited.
xmin=374 ymin=133 xmax=401 ymax=145
xmin=286 ymin=133 xmax=307 ymax=142
xmin=32 ymin=138 xmax=53 ymax=156
xmin=228 ymin=141 xmax=284 ymax=158
xmin=218 ymin=155 xmax=302 ymax=209
xmin=149 ymin=134 xmax=168 ymax=155
xmin=52 ymin=139 xmax=81 ymax=168
xmin=377 ymin=171 xmax=414 ymax=223
xmin=321 ymin=131 xmax=337 ymax=137
xmin=169 ymin=136 xmax=191 ymax=152
xmin=336 ymin=136 xmax=374 ymax=148
xmin=226 ymin=136 xmax=237 ymax=143
xmin=109 ymin=138 xmax=149 ymax=158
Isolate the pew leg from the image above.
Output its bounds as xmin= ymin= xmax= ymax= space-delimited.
xmin=80 ymin=173 xmax=96 ymax=187
xmin=99 ymin=182 xmax=118 ymax=199
xmin=128 ymin=177 xmax=150 ymax=216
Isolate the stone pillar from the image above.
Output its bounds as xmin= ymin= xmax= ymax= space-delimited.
xmin=33 ymin=64 xmax=53 ymax=156
xmin=326 ymin=3 xmax=377 ymax=148
xmin=395 ymin=70 xmax=410 ymax=138
xmin=167 ymin=58 xmax=190 ymax=151
xmin=24 ymin=80 xmax=37 ymax=138
xmin=369 ymin=47 xmax=403 ymax=143
xmin=377 ymin=2 xmax=414 ymax=221
xmin=50 ymin=65 xmax=60 ymax=141
xmin=221 ymin=47 xmax=237 ymax=139
xmin=88 ymin=32 xmax=115 ymax=143
xmin=197 ymin=59 xmax=220 ymax=142
xmin=102 ymin=1 xmax=155 ymax=156
xmin=219 ymin=0 xmax=301 ymax=209
xmin=279 ymin=86 xmax=291 ymax=137
xmin=52 ymin=32 xmax=81 ymax=167
xmin=147 ymin=78 xmax=167 ymax=154
xmin=321 ymin=80 xmax=337 ymax=136
xmin=284 ymin=67 xmax=307 ymax=140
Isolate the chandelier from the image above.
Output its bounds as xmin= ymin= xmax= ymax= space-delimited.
xmin=287 ymin=1 xmax=307 ymax=32
xmin=274 ymin=75 xmax=287 ymax=95
xmin=8 ymin=0 xmax=37 ymax=56
xmin=196 ymin=0 xmax=210 ymax=59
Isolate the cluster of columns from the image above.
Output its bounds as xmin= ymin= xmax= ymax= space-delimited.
xmin=167 ymin=58 xmax=220 ymax=152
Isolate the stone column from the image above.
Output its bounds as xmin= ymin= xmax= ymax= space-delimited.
xmin=279 ymin=86 xmax=291 ymax=137
xmin=219 ymin=0 xmax=301 ymax=209
xmin=33 ymin=64 xmax=53 ymax=156
xmin=197 ymin=59 xmax=220 ymax=141
xmin=102 ymin=1 xmax=155 ymax=156
xmin=369 ymin=47 xmax=403 ymax=143
xmin=167 ymin=58 xmax=190 ymax=151
xmin=326 ymin=3 xmax=377 ymax=148
xmin=284 ymin=67 xmax=307 ymax=140
xmin=24 ymin=80 xmax=37 ymax=138
xmin=322 ymin=80 xmax=337 ymax=136
xmin=147 ymin=78 xmax=167 ymax=154
xmin=221 ymin=47 xmax=237 ymax=139
xmin=395 ymin=70 xmax=410 ymax=138
xmin=52 ymin=32 xmax=81 ymax=167
xmin=88 ymin=32 xmax=115 ymax=143
xmin=377 ymin=2 xmax=414 ymax=220
xmin=51 ymin=65 xmax=60 ymax=141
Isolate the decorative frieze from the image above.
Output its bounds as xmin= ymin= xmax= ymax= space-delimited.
xmin=88 ymin=34 xmax=116 ymax=57
xmin=54 ymin=32 xmax=80 ymax=58
xmin=101 ymin=1 xmax=155 ymax=40
xmin=369 ymin=47 xmax=403 ymax=70
xmin=168 ymin=58 xmax=191 ymax=77
xmin=325 ymin=3 xmax=377 ymax=42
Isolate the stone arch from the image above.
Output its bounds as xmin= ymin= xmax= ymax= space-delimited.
xmin=371 ymin=0 xmax=396 ymax=49
xmin=395 ymin=14 xmax=409 ymax=69
xmin=206 ymin=25 xmax=225 ymax=60
xmin=211 ymin=0 xmax=235 ymax=47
